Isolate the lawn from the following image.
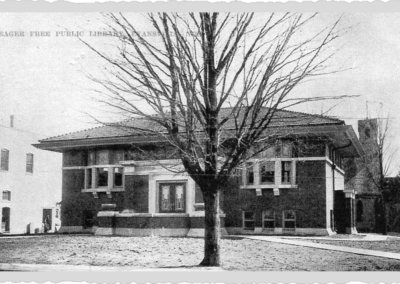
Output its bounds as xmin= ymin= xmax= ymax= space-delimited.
xmin=1 ymin=235 xmax=400 ymax=271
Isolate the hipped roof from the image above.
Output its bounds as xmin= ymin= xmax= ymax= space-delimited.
xmin=34 ymin=108 xmax=364 ymax=157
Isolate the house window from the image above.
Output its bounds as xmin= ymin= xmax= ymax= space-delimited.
xmin=96 ymin=150 xmax=109 ymax=165
xmin=281 ymin=161 xmax=292 ymax=183
xmin=1 ymin=207 xmax=10 ymax=232
xmin=356 ymin=200 xmax=363 ymax=222
xmin=263 ymin=210 xmax=275 ymax=230
xmin=276 ymin=143 xmax=292 ymax=158
xmin=159 ymin=183 xmax=185 ymax=213
xmin=96 ymin=168 xmax=109 ymax=187
xmin=260 ymin=162 xmax=274 ymax=184
xmin=86 ymin=166 xmax=124 ymax=190
xmin=113 ymin=167 xmax=123 ymax=187
xmin=113 ymin=151 xmax=125 ymax=165
xmin=1 ymin=149 xmax=9 ymax=171
xmin=283 ymin=210 xmax=296 ymax=231
xmin=243 ymin=211 xmax=255 ymax=230
xmin=261 ymin=147 xmax=275 ymax=158
xmin=329 ymin=146 xmax=334 ymax=162
xmin=26 ymin=153 xmax=34 ymax=173
xmin=175 ymin=184 xmax=184 ymax=211
xmin=85 ymin=168 xmax=92 ymax=189
xmin=246 ymin=163 xmax=254 ymax=185
xmin=282 ymin=144 xmax=292 ymax=157
xmin=2 ymin=191 xmax=11 ymax=201
xmin=241 ymin=159 xmax=296 ymax=187
xmin=88 ymin=151 xmax=95 ymax=166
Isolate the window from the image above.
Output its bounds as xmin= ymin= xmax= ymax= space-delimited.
xmin=2 ymin=190 xmax=11 ymax=201
xmin=260 ymin=162 xmax=274 ymax=183
xmin=96 ymin=150 xmax=109 ymax=165
xmin=281 ymin=161 xmax=292 ymax=183
xmin=113 ymin=151 xmax=125 ymax=165
xmin=276 ymin=143 xmax=292 ymax=158
xmin=159 ymin=183 xmax=185 ymax=213
xmin=1 ymin=207 xmax=10 ymax=232
xmin=282 ymin=144 xmax=292 ymax=157
xmin=263 ymin=210 xmax=275 ymax=230
xmin=85 ymin=168 xmax=92 ymax=189
xmin=283 ymin=210 xmax=296 ymax=231
xmin=246 ymin=163 xmax=254 ymax=185
xmin=356 ymin=200 xmax=363 ymax=222
xmin=328 ymin=146 xmax=343 ymax=169
xmin=96 ymin=168 xmax=109 ymax=187
xmin=365 ymin=127 xmax=371 ymax=138
xmin=1 ymin=149 xmax=9 ymax=171
xmin=84 ymin=166 xmax=124 ymax=190
xmin=261 ymin=147 xmax=275 ymax=158
xmin=241 ymin=159 xmax=296 ymax=188
xmin=243 ymin=211 xmax=255 ymax=230
xmin=113 ymin=167 xmax=123 ymax=187
xmin=26 ymin=153 xmax=34 ymax=173
xmin=88 ymin=151 xmax=95 ymax=166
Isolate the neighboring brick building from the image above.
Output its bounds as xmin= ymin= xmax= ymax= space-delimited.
xmin=0 ymin=116 xmax=62 ymax=234
xmin=344 ymin=119 xmax=382 ymax=233
xmin=34 ymin=109 xmax=365 ymax=236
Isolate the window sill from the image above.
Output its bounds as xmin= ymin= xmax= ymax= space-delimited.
xmin=81 ymin=187 xmax=125 ymax=193
xmin=193 ymin=203 xmax=205 ymax=211
xmin=113 ymin=213 xmax=190 ymax=218
xmin=153 ymin=213 xmax=189 ymax=217
xmin=241 ymin=184 xmax=298 ymax=189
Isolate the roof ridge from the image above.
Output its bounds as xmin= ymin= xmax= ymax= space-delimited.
xmin=220 ymin=106 xmax=343 ymax=122
xmin=277 ymin=108 xmax=343 ymax=122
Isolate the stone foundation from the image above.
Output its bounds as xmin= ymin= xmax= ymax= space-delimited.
xmin=225 ymin=227 xmax=334 ymax=236
xmin=58 ymin=226 xmax=83 ymax=233
xmin=93 ymin=211 xmax=229 ymax=237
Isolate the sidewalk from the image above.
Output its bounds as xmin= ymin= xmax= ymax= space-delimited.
xmin=243 ymin=235 xmax=400 ymax=260
xmin=0 ymin=262 xmax=223 ymax=271
xmin=277 ymin=233 xmax=388 ymax=241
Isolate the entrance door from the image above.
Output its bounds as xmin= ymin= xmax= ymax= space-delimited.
xmin=1 ymin=207 xmax=10 ymax=233
xmin=42 ymin=209 xmax=52 ymax=233
xmin=334 ymin=191 xmax=346 ymax=233
xmin=159 ymin=183 xmax=186 ymax=213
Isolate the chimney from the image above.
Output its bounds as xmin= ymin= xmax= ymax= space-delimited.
xmin=10 ymin=115 xmax=14 ymax=128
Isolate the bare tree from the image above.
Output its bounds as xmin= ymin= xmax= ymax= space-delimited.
xmin=82 ymin=13 xmax=348 ymax=266
xmin=363 ymin=113 xmax=396 ymax=235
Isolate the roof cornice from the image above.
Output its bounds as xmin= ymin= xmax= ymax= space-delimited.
xmin=34 ymin=123 xmax=362 ymax=158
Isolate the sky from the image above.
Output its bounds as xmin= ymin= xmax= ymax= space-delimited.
xmin=1 ymin=13 xmax=400 ymax=175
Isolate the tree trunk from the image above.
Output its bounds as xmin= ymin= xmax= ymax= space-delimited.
xmin=200 ymin=190 xmax=221 ymax=267
xmin=382 ymin=201 xmax=388 ymax=235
